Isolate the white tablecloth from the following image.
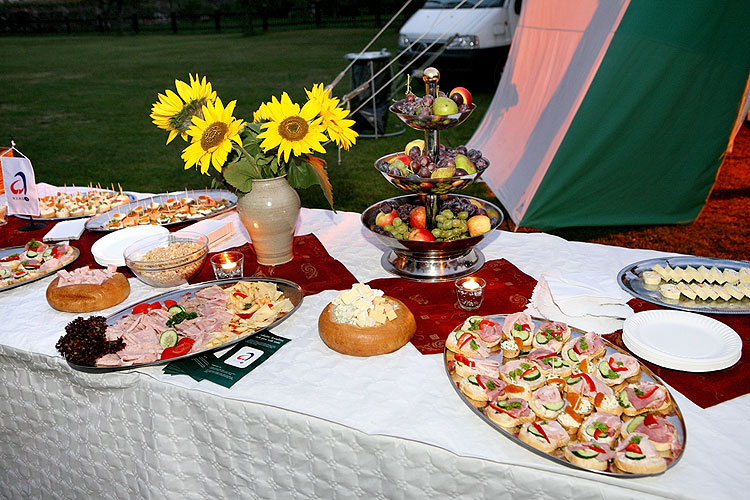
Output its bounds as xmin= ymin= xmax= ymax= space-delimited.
xmin=0 ymin=208 xmax=746 ymax=499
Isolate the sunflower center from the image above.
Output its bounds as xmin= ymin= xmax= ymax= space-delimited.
xmin=279 ymin=116 xmax=308 ymax=141
xmin=200 ymin=121 xmax=229 ymax=150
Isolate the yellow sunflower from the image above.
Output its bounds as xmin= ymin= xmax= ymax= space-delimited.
xmin=150 ymin=74 xmax=217 ymax=144
xmin=252 ymin=102 xmax=271 ymax=123
xmin=181 ymin=97 xmax=246 ymax=174
xmin=305 ymin=83 xmax=358 ymax=151
xmin=256 ymin=92 xmax=328 ymax=163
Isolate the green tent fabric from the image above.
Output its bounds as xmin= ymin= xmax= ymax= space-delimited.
xmin=470 ymin=0 xmax=750 ymax=230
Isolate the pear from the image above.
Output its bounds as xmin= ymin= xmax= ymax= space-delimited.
xmin=432 ymin=96 xmax=459 ymax=116
xmin=431 ymin=165 xmax=456 ymax=178
xmin=455 ymin=154 xmax=476 ymax=174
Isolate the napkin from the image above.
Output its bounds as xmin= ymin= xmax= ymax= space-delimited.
xmin=176 ymin=213 xmax=247 ymax=252
xmin=42 ymin=218 xmax=87 ymax=242
xmin=527 ymin=271 xmax=634 ymax=333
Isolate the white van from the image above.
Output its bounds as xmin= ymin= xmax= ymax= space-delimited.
xmin=398 ymin=0 xmax=522 ymax=84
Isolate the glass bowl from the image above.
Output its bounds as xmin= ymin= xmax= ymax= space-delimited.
xmin=124 ymin=231 xmax=209 ymax=287
xmin=389 ymin=103 xmax=475 ymax=131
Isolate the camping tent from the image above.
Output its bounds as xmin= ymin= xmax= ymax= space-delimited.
xmin=470 ymin=0 xmax=750 ymax=230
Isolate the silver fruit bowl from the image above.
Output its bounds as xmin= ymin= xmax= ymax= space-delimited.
xmin=374 ymin=152 xmax=488 ymax=196
xmin=389 ymin=103 xmax=475 ymax=131
xmin=361 ymin=194 xmax=504 ymax=281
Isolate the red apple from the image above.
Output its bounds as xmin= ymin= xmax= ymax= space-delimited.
xmin=409 ymin=206 xmax=427 ymax=229
xmin=390 ymin=154 xmax=413 ymax=165
xmin=375 ymin=209 xmax=398 ymax=227
xmin=407 ymin=228 xmax=435 ymax=241
xmin=449 ymin=87 xmax=472 ymax=107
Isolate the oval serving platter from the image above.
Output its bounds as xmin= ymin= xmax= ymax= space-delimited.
xmin=618 ymin=256 xmax=750 ymax=314
xmin=84 ymin=189 xmax=237 ymax=232
xmin=26 ymin=186 xmax=138 ymax=221
xmin=0 ymin=244 xmax=80 ymax=292
xmin=443 ymin=314 xmax=686 ymax=478
xmin=65 ymin=277 xmax=303 ymax=373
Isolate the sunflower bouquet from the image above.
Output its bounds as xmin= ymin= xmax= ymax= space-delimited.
xmin=150 ymin=74 xmax=357 ymax=209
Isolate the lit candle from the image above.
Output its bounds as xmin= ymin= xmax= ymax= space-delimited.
xmin=455 ymin=276 xmax=486 ymax=311
xmin=462 ymin=278 xmax=480 ymax=291
xmin=211 ymin=251 xmax=244 ymax=279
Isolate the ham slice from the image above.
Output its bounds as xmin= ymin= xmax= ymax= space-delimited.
xmin=454 ymin=354 xmax=500 ymax=377
xmin=567 ymin=372 xmax=613 ymax=398
xmin=571 ymin=331 xmax=605 ymax=357
xmin=537 ymin=420 xmax=569 ymax=442
xmin=476 ymin=375 xmax=507 ymax=401
xmin=581 ymin=412 xmax=622 ymax=438
xmin=56 ymin=264 xmax=117 ymax=287
xmin=533 ymin=385 xmax=562 ymax=404
xmin=624 ymin=382 xmax=668 ymax=411
xmin=501 ymin=312 xmax=534 ymax=338
xmin=476 ymin=321 xmax=503 ymax=344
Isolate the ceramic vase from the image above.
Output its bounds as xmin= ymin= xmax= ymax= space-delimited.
xmin=237 ymin=175 xmax=300 ymax=266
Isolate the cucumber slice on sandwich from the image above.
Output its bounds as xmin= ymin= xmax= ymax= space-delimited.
xmin=626 ymin=415 xmax=645 ymax=434
xmin=624 ymin=451 xmax=646 ymax=460
xmin=572 ymin=449 xmax=600 ymax=459
xmin=542 ymin=401 xmax=564 ymax=412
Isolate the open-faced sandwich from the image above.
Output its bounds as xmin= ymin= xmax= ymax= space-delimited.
xmin=613 ymin=433 xmax=667 ymax=474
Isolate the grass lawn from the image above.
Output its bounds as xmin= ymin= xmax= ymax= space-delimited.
xmin=0 ymin=30 xmax=494 ymax=212
xmin=2 ymin=30 xmax=747 ymax=261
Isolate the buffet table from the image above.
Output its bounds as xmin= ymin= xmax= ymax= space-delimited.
xmin=1 ymin=207 xmax=748 ymax=499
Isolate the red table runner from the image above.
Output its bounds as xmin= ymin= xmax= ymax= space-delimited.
xmin=1 ymin=215 xmax=358 ymax=296
xmin=367 ymin=259 xmax=537 ymax=355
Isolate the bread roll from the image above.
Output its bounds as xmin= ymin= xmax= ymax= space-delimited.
xmin=318 ymin=296 xmax=416 ymax=357
xmin=46 ymin=273 xmax=130 ymax=312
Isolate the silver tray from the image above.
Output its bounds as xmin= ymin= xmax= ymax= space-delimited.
xmin=19 ymin=186 xmax=138 ymax=221
xmin=64 ymin=277 xmax=303 ymax=373
xmin=617 ymin=256 xmax=750 ymax=314
xmin=443 ymin=314 xmax=686 ymax=477
xmin=84 ymin=189 xmax=237 ymax=232
xmin=0 ymin=244 xmax=80 ymax=292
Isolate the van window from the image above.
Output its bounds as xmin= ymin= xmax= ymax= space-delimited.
xmin=423 ymin=0 xmax=506 ymax=8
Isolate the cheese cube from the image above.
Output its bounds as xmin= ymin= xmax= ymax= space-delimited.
xmin=690 ymin=283 xmax=711 ymax=301
xmin=712 ymin=284 xmax=731 ymax=301
xmin=709 ymin=267 xmax=725 ymax=284
xmin=697 ymin=265 xmax=712 ymax=283
xmin=685 ymin=266 xmax=701 ymax=283
xmin=722 ymin=268 xmax=740 ymax=285
xmin=723 ymin=283 xmax=745 ymax=300
xmin=677 ymin=282 xmax=697 ymax=300
xmin=651 ymin=264 xmax=671 ymax=281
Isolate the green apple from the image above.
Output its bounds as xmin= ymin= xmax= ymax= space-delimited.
xmin=455 ymin=154 xmax=477 ymax=174
xmin=432 ymin=96 xmax=459 ymax=116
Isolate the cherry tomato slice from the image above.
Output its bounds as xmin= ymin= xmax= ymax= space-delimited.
xmin=160 ymin=338 xmax=195 ymax=360
xmin=625 ymin=442 xmax=643 ymax=454
xmin=132 ymin=303 xmax=152 ymax=315
xmin=164 ymin=300 xmax=177 ymax=308
xmin=149 ymin=302 xmax=162 ymax=311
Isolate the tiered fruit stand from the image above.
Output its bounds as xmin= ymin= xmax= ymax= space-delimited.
xmin=361 ymin=68 xmax=504 ymax=281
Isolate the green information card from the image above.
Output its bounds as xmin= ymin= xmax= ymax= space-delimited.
xmin=163 ymin=331 xmax=290 ymax=388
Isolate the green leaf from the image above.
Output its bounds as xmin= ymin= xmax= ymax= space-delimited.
xmin=222 ymin=156 xmax=262 ymax=193
xmin=287 ymin=161 xmax=318 ymax=189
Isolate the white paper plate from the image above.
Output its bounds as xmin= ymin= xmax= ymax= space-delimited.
xmin=91 ymin=225 xmax=169 ymax=267
xmin=623 ymin=310 xmax=742 ymax=372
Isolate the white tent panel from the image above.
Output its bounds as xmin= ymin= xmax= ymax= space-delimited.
xmin=470 ymin=0 xmax=629 ymax=225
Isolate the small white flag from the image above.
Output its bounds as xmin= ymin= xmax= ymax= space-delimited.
xmin=1 ymin=156 xmax=40 ymax=217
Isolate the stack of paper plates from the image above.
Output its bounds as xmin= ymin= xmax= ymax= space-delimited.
xmin=623 ymin=310 xmax=742 ymax=372
xmin=91 ymin=225 xmax=169 ymax=267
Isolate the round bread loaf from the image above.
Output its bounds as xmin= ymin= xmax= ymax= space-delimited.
xmin=46 ymin=272 xmax=130 ymax=312
xmin=318 ymin=296 xmax=416 ymax=356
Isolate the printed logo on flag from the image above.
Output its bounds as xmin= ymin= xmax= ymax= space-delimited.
xmin=1 ymin=156 xmax=39 ymax=216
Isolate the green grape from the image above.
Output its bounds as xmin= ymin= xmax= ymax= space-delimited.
xmin=440 ymin=221 xmax=451 ymax=231
xmin=441 ymin=210 xmax=454 ymax=220
xmin=435 ymin=215 xmax=445 ymax=224
xmin=393 ymin=217 xmax=403 ymax=227
xmin=398 ymin=224 xmax=408 ymax=234
xmin=452 ymin=219 xmax=462 ymax=228
xmin=393 ymin=232 xmax=404 ymax=240
xmin=384 ymin=224 xmax=394 ymax=232
xmin=459 ymin=222 xmax=468 ymax=232
xmin=431 ymin=228 xmax=443 ymax=238
xmin=458 ymin=211 xmax=469 ymax=220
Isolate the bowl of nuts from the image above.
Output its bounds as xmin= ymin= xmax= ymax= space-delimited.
xmin=124 ymin=231 xmax=209 ymax=287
